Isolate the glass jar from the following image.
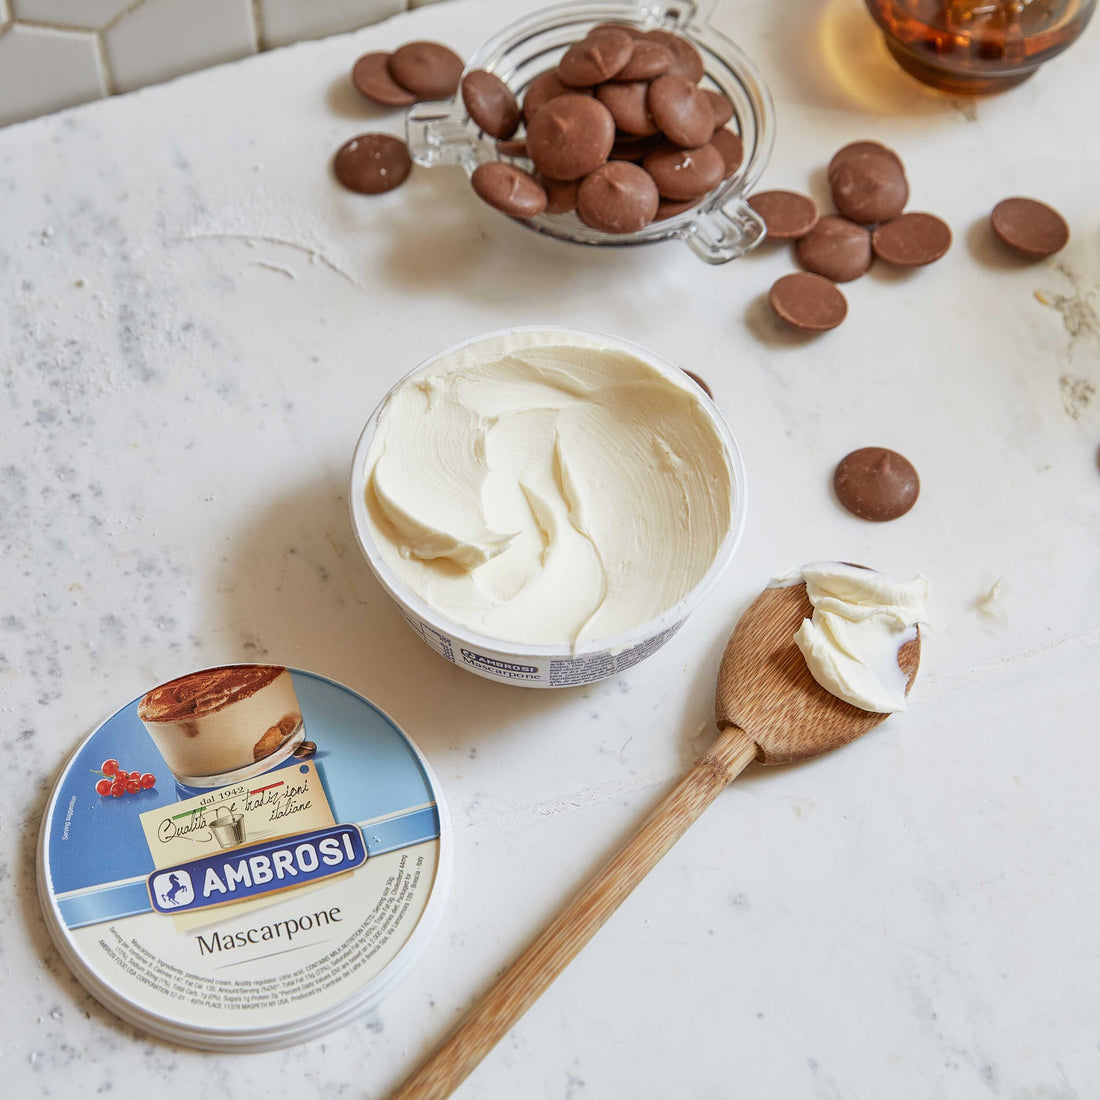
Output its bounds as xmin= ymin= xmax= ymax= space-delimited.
xmin=405 ymin=0 xmax=775 ymax=264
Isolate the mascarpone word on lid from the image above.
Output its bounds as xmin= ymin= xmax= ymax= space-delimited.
xmin=772 ymin=562 xmax=929 ymax=713
xmin=362 ymin=331 xmax=733 ymax=651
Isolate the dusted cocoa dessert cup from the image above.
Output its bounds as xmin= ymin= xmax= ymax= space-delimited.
xmin=138 ymin=665 xmax=305 ymax=787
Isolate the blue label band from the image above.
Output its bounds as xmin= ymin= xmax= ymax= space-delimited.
xmin=147 ymin=825 xmax=366 ymax=915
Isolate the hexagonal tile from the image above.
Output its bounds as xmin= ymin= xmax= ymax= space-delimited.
xmin=12 ymin=0 xmax=133 ymax=29
xmin=0 ymin=23 xmax=106 ymax=126
xmin=103 ymin=0 xmax=256 ymax=94
xmin=259 ymin=0 xmax=403 ymax=49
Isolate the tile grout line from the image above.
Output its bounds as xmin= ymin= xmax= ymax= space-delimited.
xmin=250 ymin=0 xmax=267 ymax=52
xmin=94 ymin=30 xmax=116 ymax=97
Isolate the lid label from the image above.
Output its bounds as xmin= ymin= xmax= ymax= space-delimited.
xmin=148 ymin=825 xmax=366 ymax=915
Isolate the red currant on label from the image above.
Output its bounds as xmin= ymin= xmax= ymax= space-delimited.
xmin=110 ymin=784 xmax=125 ymax=797
xmin=126 ymin=781 xmax=140 ymax=794
xmin=128 ymin=771 xmax=140 ymax=782
xmin=101 ymin=759 xmax=119 ymax=777
xmin=95 ymin=779 xmax=112 ymax=796
xmin=140 ymin=773 xmax=156 ymax=789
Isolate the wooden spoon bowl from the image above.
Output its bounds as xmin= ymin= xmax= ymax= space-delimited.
xmin=391 ymin=577 xmax=921 ymax=1100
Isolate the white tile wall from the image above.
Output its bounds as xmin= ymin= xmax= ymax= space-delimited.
xmin=104 ymin=0 xmax=256 ymax=93
xmin=0 ymin=23 xmax=106 ymax=124
xmin=12 ymin=0 xmax=131 ymax=28
xmin=260 ymin=0 xmax=404 ymax=49
xmin=0 ymin=0 xmax=455 ymax=128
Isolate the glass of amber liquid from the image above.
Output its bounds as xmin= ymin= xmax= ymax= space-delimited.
xmin=865 ymin=0 xmax=1096 ymax=93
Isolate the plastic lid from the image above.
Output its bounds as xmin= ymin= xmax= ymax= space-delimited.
xmin=37 ymin=666 xmax=451 ymax=1051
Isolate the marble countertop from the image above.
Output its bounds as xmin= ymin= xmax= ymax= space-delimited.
xmin=3 ymin=0 xmax=1098 ymax=1096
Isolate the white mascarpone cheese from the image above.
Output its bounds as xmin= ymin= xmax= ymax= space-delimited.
xmin=771 ymin=561 xmax=929 ymax=713
xmin=362 ymin=331 xmax=733 ymax=650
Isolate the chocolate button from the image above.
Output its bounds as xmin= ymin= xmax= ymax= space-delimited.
xmin=654 ymin=197 xmax=697 ymax=221
xmin=527 ymin=95 xmax=615 ymax=181
xmin=577 ymin=161 xmax=659 ymax=234
xmin=833 ymin=447 xmax=919 ymax=521
xmin=613 ymin=39 xmax=673 ymax=81
xmin=829 ymin=152 xmax=908 ymax=224
xmin=827 ymin=140 xmax=903 ymax=176
xmin=991 ymin=197 xmax=1069 ymax=258
xmin=645 ymin=30 xmax=705 ymax=82
xmin=596 ymin=81 xmax=658 ymax=136
xmin=710 ymin=127 xmax=743 ymax=179
xmin=872 ymin=212 xmax=952 ymax=266
xmin=769 ymin=272 xmax=847 ymax=332
xmin=542 ymin=177 xmax=580 ymax=214
xmin=796 ymin=215 xmax=873 ymax=282
xmin=704 ymin=89 xmax=734 ymax=128
xmin=352 ymin=52 xmax=417 ymax=107
xmin=558 ymin=28 xmax=634 ymax=86
xmin=495 ymin=139 xmax=528 ymax=157
xmin=462 ymin=70 xmax=520 ymax=140
xmin=682 ymin=370 xmax=712 ymax=397
xmin=748 ymin=190 xmax=818 ymax=240
xmin=388 ymin=41 xmax=464 ymax=101
xmin=333 ymin=133 xmax=412 ymax=194
xmin=522 ymin=70 xmax=582 ymax=124
xmin=609 ymin=133 xmax=662 ymax=162
xmin=471 ymin=162 xmax=547 ymax=218
xmin=643 ymin=142 xmax=724 ymax=201
xmin=647 ymin=73 xmax=714 ymax=148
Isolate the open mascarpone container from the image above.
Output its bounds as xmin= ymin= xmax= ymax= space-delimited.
xmin=349 ymin=328 xmax=747 ymax=687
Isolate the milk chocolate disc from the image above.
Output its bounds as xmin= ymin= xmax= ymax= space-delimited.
xmin=991 ymin=197 xmax=1069 ymax=258
xmin=829 ymin=153 xmax=908 ymax=224
xmin=647 ymin=73 xmax=714 ymax=148
xmin=828 ymin=140 xmax=903 ymax=176
xmin=462 ymin=70 xmax=520 ymax=140
xmin=542 ymin=177 xmax=580 ymax=214
xmin=710 ymin=127 xmax=743 ymax=179
xmin=643 ymin=142 xmax=724 ymax=201
xmin=704 ymin=89 xmax=734 ymax=128
xmin=333 ymin=133 xmax=412 ymax=194
xmin=682 ymin=370 xmax=712 ymax=397
xmin=872 ymin=212 xmax=952 ymax=266
xmin=645 ymin=30 xmax=705 ymax=82
xmin=388 ymin=41 xmax=464 ymax=101
xmin=748 ymin=190 xmax=818 ymax=240
xmin=558 ymin=28 xmax=634 ymax=86
xmin=471 ymin=162 xmax=547 ymax=218
xmin=654 ymin=197 xmax=697 ymax=221
xmin=795 ymin=215 xmax=873 ymax=282
xmin=834 ymin=447 xmax=919 ymax=521
xmin=526 ymin=95 xmax=615 ymax=181
xmin=577 ymin=161 xmax=659 ymax=234
xmin=608 ymin=133 xmax=662 ymax=162
xmin=613 ymin=39 xmax=673 ymax=81
xmin=769 ymin=272 xmax=847 ymax=332
xmin=522 ymin=70 xmax=575 ymax=123
xmin=596 ymin=81 xmax=658 ymax=136
xmin=352 ymin=52 xmax=417 ymax=107
xmin=495 ymin=139 xmax=528 ymax=157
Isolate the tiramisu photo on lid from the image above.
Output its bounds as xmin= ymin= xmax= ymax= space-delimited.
xmin=350 ymin=328 xmax=747 ymax=688
xmin=37 ymin=665 xmax=451 ymax=1051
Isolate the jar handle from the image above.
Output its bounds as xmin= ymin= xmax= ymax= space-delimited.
xmin=405 ymin=101 xmax=477 ymax=169
xmin=681 ymin=199 xmax=767 ymax=264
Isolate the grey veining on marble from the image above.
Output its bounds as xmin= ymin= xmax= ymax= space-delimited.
xmin=2 ymin=0 xmax=1099 ymax=1097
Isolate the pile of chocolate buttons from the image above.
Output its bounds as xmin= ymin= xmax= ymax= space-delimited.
xmin=750 ymin=140 xmax=952 ymax=332
xmin=462 ymin=23 xmax=743 ymax=231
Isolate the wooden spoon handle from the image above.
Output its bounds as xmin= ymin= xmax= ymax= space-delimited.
xmin=391 ymin=726 xmax=758 ymax=1100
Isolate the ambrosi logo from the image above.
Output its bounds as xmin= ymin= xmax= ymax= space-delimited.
xmin=460 ymin=649 xmax=538 ymax=676
xmin=146 ymin=825 xmax=366 ymax=915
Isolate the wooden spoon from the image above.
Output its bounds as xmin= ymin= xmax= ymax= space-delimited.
xmin=391 ymin=580 xmax=921 ymax=1100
